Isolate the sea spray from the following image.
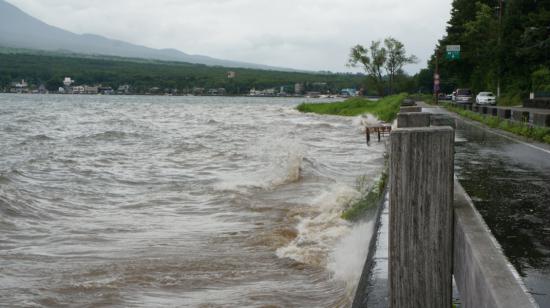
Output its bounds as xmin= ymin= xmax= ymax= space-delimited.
xmin=214 ymin=129 xmax=305 ymax=192
xmin=328 ymin=220 xmax=374 ymax=299
xmin=276 ymin=184 xmax=360 ymax=266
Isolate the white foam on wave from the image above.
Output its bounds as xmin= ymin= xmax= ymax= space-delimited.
xmin=328 ymin=220 xmax=374 ymax=297
xmin=275 ymin=184 xmax=360 ymax=266
xmin=213 ymin=131 xmax=305 ymax=192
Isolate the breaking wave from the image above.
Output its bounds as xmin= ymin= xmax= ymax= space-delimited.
xmin=275 ymin=184 xmax=360 ymax=266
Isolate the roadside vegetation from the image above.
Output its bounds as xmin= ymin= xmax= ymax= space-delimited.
xmin=296 ymin=93 xmax=407 ymax=122
xmin=417 ymin=0 xmax=550 ymax=104
xmin=341 ymin=168 xmax=388 ymax=221
xmin=444 ymin=103 xmax=550 ymax=144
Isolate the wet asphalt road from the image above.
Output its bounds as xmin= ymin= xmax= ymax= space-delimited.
xmin=433 ymin=106 xmax=550 ymax=307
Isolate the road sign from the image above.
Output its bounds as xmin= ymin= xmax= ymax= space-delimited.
xmin=446 ymin=45 xmax=461 ymax=61
xmin=434 ymin=74 xmax=440 ymax=80
xmin=446 ymin=45 xmax=460 ymax=52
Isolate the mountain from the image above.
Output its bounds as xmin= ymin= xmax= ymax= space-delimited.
xmin=0 ymin=0 xmax=291 ymax=71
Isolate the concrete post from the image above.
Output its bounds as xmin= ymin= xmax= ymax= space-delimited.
xmin=497 ymin=108 xmax=511 ymax=119
xmin=397 ymin=112 xmax=431 ymax=128
xmin=389 ymin=127 xmax=455 ymax=308
xmin=400 ymin=106 xmax=422 ymax=113
xmin=532 ymin=112 xmax=550 ymax=127
xmin=430 ymin=114 xmax=456 ymax=129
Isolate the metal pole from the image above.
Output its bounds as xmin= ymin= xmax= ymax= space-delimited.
xmin=435 ymin=49 xmax=440 ymax=105
xmin=497 ymin=0 xmax=503 ymax=97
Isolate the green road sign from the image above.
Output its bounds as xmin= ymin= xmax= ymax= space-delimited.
xmin=446 ymin=45 xmax=461 ymax=61
xmin=446 ymin=51 xmax=460 ymax=60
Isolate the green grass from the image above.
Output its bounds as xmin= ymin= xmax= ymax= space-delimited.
xmin=497 ymin=93 xmax=523 ymax=106
xmin=341 ymin=169 xmax=388 ymax=221
xmin=408 ymin=93 xmax=435 ymax=105
xmin=296 ymin=93 xmax=407 ymax=122
xmin=444 ymin=103 xmax=550 ymax=144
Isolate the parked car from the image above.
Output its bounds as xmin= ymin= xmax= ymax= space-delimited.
xmin=453 ymin=88 xmax=473 ymax=104
xmin=476 ymin=92 xmax=496 ymax=105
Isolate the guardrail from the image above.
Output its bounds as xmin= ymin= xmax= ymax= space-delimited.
xmin=386 ymin=109 xmax=538 ymax=307
xmin=449 ymin=101 xmax=550 ymax=127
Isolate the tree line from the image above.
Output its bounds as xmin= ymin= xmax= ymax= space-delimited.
xmin=417 ymin=0 xmax=550 ymax=104
xmin=0 ymin=51 xmax=366 ymax=95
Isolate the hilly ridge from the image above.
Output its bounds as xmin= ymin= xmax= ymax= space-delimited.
xmin=0 ymin=0 xmax=292 ymax=71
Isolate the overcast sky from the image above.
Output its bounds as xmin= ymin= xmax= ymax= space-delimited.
xmin=6 ymin=0 xmax=452 ymax=74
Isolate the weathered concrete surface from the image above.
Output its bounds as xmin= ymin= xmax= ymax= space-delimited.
xmin=430 ymin=114 xmax=456 ymax=129
xmin=481 ymin=106 xmax=488 ymax=114
xmin=487 ymin=106 xmax=498 ymax=116
xmin=401 ymin=98 xmax=416 ymax=107
xmin=352 ymin=193 xmax=390 ymax=308
xmin=453 ymin=181 xmax=538 ymax=308
xmin=532 ymin=112 xmax=550 ymax=127
xmin=396 ymin=112 xmax=430 ymax=128
xmin=389 ymin=127 xmax=455 ymax=308
xmin=399 ymin=106 xmax=421 ymax=113
xmin=511 ymin=110 xmax=530 ymax=123
xmin=497 ymin=108 xmax=512 ymax=119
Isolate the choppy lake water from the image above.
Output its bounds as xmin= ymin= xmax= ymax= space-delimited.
xmin=0 ymin=94 xmax=385 ymax=307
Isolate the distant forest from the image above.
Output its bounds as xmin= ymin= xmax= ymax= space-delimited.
xmin=0 ymin=49 xmax=366 ymax=95
xmin=0 ymin=48 xmax=424 ymax=96
xmin=417 ymin=0 xmax=550 ymax=103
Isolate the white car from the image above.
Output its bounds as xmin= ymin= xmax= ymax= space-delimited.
xmin=476 ymin=92 xmax=496 ymax=105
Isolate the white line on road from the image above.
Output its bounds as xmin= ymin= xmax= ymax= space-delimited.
xmin=425 ymin=106 xmax=550 ymax=156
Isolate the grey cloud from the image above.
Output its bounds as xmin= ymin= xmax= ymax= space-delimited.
xmin=5 ymin=0 xmax=452 ymax=73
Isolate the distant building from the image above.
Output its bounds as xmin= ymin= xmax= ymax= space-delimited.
xmin=73 ymin=85 xmax=85 ymax=94
xmin=99 ymin=86 xmax=114 ymax=95
xmin=249 ymin=88 xmax=276 ymax=96
xmin=192 ymin=87 xmax=205 ymax=95
xmin=117 ymin=84 xmax=131 ymax=95
xmin=84 ymin=85 xmax=99 ymax=94
xmin=37 ymin=84 xmax=48 ymax=94
xmin=10 ymin=80 xmax=29 ymax=93
xmin=227 ymin=71 xmax=236 ymax=79
xmin=341 ymin=88 xmax=357 ymax=97
xmin=294 ymin=83 xmax=304 ymax=95
xmin=63 ymin=77 xmax=74 ymax=87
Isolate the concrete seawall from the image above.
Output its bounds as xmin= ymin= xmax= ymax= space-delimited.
xmin=352 ymin=110 xmax=538 ymax=307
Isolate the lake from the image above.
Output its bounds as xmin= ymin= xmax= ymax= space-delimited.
xmin=0 ymin=94 xmax=385 ymax=307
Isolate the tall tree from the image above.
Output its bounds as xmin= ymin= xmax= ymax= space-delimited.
xmin=383 ymin=37 xmax=418 ymax=94
xmin=348 ymin=41 xmax=387 ymax=96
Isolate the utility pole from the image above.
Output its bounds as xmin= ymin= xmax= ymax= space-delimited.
xmin=497 ymin=0 xmax=503 ymax=97
xmin=434 ymin=49 xmax=441 ymax=105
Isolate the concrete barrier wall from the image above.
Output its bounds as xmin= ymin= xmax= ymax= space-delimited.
xmin=449 ymin=102 xmax=550 ymax=127
xmin=453 ymin=181 xmax=538 ymax=308
xmin=396 ymin=112 xmax=430 ymax=128
xmin=385 ymin=113 xmax=537 ymax=308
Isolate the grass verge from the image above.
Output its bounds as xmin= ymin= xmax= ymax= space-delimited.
xmin=341 ymin=168 xmax=388 ymax=221
xmin=296 ymin=93 xmax=407 ymax=122
xmin=444 ymin=103 xmax=550 ymax=144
